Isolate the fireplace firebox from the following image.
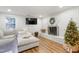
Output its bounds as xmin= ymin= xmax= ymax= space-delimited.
xmin=48 ymin=26 xmax=58 ymax=35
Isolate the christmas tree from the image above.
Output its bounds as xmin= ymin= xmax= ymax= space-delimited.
xmin=64 ymin=20 xmax=79 ymax=46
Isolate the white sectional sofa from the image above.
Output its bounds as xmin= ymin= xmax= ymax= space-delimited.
xmin=0 ymin=29 xmax=39 ymax=53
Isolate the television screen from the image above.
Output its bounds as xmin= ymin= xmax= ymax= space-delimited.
xmin=26 ymin=18 xmax=37 ymax=25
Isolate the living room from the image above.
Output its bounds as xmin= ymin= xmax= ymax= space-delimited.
xmin=0 ymin=6 xmax=79 ymax=53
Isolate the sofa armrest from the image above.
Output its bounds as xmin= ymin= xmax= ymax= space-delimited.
xmin=3 ymin=34 xmax=16 ymax=39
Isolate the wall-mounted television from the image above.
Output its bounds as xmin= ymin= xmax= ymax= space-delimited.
xmin=26 ymin=18 xmax=37 ymax=25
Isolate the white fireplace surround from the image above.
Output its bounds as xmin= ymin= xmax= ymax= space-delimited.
xmin=40 ymin=32 xmax=64 ymax=44
xmin=40 ymin=25 xmax=64 ymax=44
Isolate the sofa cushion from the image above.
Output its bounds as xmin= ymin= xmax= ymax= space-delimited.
xmin=3 ymin=34 xmax=16 ymax=39
xmin=18 ymin=36 xmax=39 ymax=46
xmin=4 ymin=30 xmax=17 ymax=36
xmin=17 ymin=31 xmax=32 ymax=41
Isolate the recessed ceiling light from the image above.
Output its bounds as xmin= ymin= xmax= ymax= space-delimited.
xmin=8 ymin=9 xmax=12 ymax=12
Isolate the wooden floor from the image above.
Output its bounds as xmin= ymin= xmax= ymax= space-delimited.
xmin=20 ymin=37 xmax=67 ymax=53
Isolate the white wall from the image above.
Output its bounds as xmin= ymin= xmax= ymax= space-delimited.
xmin=0 ymin=13 xmax=26 ymax=31
xmin=41 ymin=17 xmax=49 ymax=33
xmin=0 ymin=13 xmax=42 ymax=33
xmin=39 ymin=7 xmax=79 ymax=37
xmin=55 ymin=7 xmax=79 ymax=37
xmin=40 ymin=16 xmax=58 ymax=34
xmin=25 ymin=16 xmax=58 ymax=33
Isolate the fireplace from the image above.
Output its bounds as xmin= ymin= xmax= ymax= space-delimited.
xmin=48 ymin=26 xmax=58 ymax=35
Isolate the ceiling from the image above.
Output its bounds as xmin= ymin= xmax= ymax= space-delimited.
xmin=0 ymin=6 xmax=75 ymax=17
